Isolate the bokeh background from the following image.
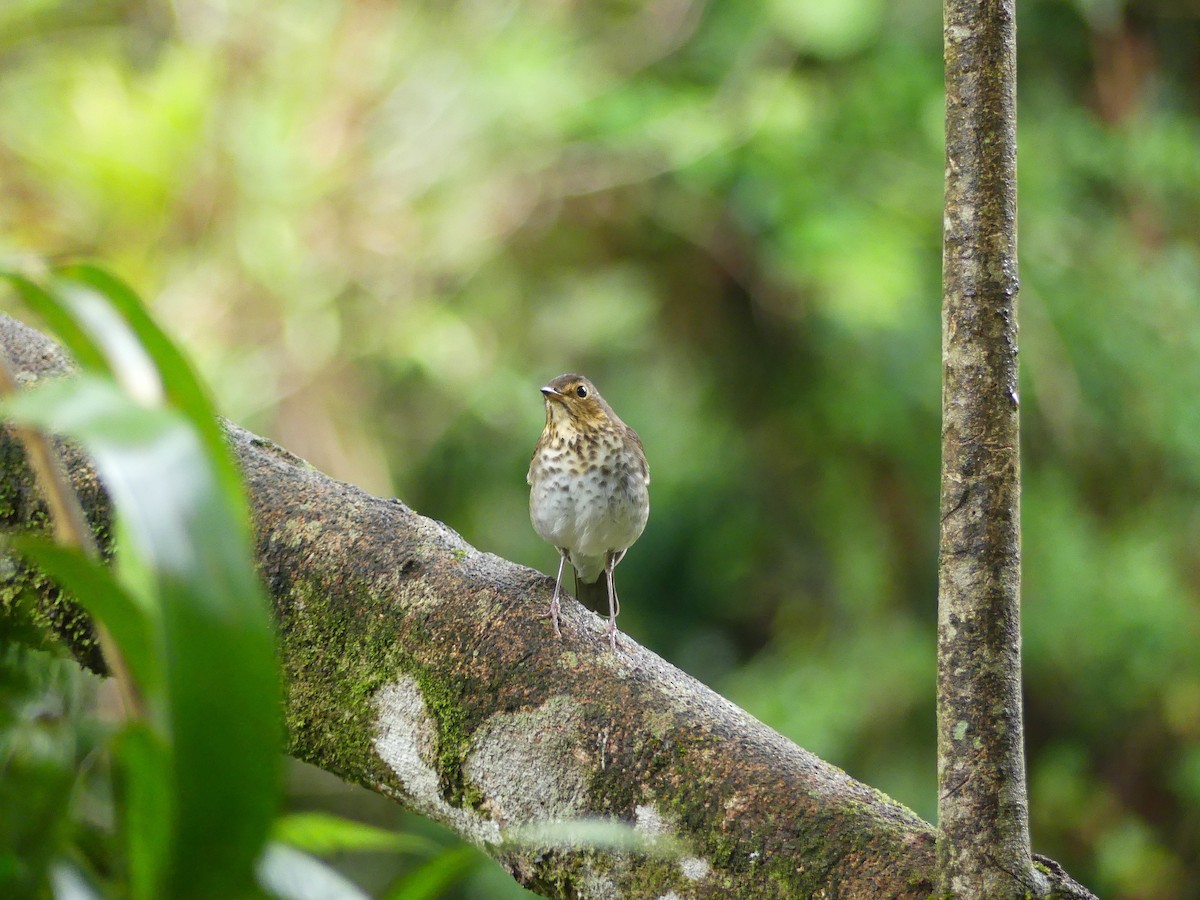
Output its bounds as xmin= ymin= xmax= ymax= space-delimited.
xmin=3 ymin=0 xmax=1200 ymax=897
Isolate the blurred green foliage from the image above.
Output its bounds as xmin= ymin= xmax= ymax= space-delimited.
xmin=1 ymin=268 xmax=286 ymax=898
xmin=2 ymin=1 xmax=1199 ymax=897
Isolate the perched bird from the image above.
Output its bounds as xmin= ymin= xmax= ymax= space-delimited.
xmin=528 ymin=374 xmax=650 ymax=650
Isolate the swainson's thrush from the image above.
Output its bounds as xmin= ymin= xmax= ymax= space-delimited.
xmin=528 ymin=374 xmax=650 ymax=650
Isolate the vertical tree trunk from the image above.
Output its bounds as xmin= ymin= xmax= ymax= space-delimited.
xmin=938 ymin=0 xmax=1043 ymax=897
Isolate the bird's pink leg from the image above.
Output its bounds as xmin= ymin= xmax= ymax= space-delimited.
xmin=550 ymin=551 xmax=567 ymax=638
xmin=604 ymin=556 xmax=621 ymax=651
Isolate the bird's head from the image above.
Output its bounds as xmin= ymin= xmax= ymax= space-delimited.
xmin=540 ymin=373 xmax=613 ymax=430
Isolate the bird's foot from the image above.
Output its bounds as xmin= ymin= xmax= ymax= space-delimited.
xmin=550 ymin=596 xmax=562 ymax=638
xmin=605 ymin=619 xmax=621 ymax=651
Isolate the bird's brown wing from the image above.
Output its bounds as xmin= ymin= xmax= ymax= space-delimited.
xmin=622 ymin=423 xmax=650 ymax=485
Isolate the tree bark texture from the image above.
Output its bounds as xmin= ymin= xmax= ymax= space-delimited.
xmin=0 ymin=316 xmax=1096 ymax=899
xmin=939 ymin=0 xmax=1038 ymax=897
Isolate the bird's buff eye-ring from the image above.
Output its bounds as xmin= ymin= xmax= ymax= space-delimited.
xmin=575 ymin=385 xmax=588 ymax=398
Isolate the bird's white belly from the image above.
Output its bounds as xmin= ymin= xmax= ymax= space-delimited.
xmin=530 ymin=470 xmax=648 ymax=582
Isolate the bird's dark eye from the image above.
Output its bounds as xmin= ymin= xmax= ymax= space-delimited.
xmin=575 ymin=385 xmax=588 ymax=398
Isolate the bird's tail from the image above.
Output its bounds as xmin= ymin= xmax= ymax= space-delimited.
xmin=573 ymin=570 xmax=610 ymax=614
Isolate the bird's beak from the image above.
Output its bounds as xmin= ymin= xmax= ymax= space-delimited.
xmin=540 ymin=386 xmax=563 ymax=400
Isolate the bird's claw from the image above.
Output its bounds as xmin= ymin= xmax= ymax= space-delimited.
xmin=606 ymin=620 xmax=621 ymax=651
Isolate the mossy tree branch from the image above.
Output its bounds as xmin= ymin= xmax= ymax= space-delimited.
xmin=1 ymin=315 xmax=1094 ymax=899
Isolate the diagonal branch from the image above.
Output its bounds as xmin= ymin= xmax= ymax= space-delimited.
xmin=0 ymin=314 xmax=1094 ymax=899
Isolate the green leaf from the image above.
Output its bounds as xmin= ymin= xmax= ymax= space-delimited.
xmin=504 ymin=817 xmax=682 ymax=856
xmin=0 ymin=272 xmax=111 ymax=376
xmin=5 ymin=536 xmax=162 ymax=698
xmin=54 ymin=265 xmax=245 ymax=506
xmin=112 ymin=724 xmax=172 ymax=900
xmin=50 ymin=861 xmax=104 ymax=900
xmin=24 ymin=269 xmax=281 ymax=898
xmin=256 ymin=844 xmax=370 ymax=900
xmin=272 ymin=813 xmax=439 ymax=857
xmin=382 ymin=845 xmax=477 ymax=900
xmin=3 ymin=369 xmax=281 ymax=899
